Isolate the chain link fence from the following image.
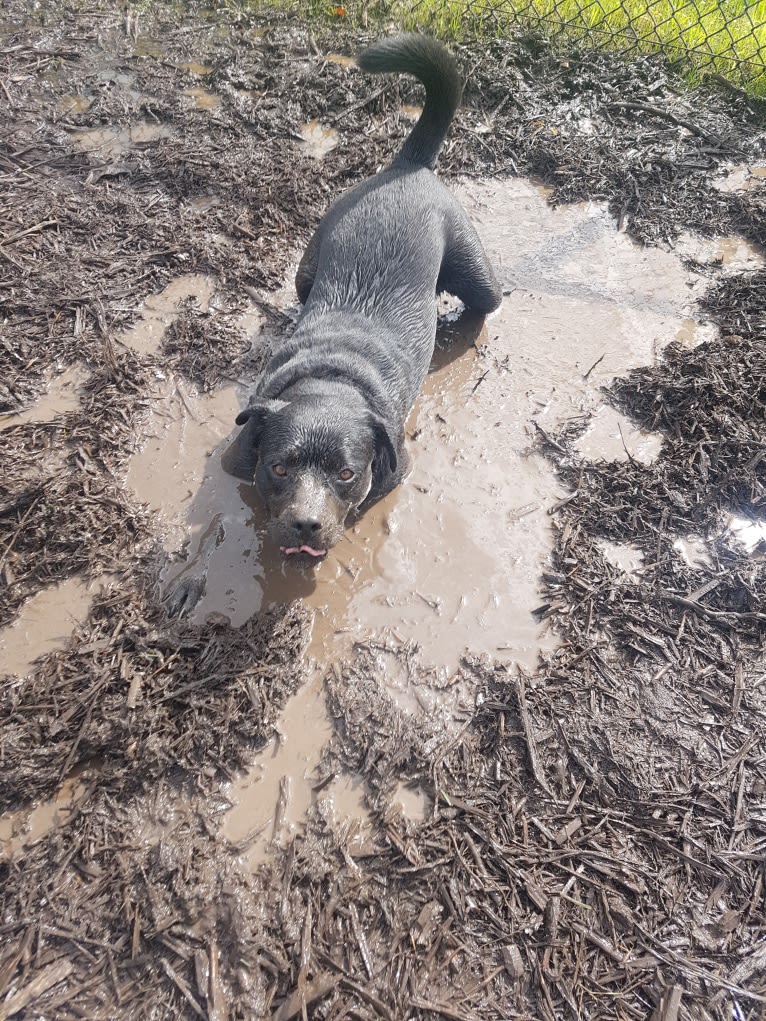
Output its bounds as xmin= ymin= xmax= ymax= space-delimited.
xmin=370 ymin=1 xmax=766 ymax=93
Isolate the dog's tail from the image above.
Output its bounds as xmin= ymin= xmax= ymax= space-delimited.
xmin=357 ymin=34 xmax=461 ymax=171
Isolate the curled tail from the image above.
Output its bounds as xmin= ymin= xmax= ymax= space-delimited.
xmin=357 ymin=34 xmax=461 ymax=171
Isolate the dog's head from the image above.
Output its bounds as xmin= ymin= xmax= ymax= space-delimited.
xmin=235 ymin=395 xmax=397 ymax=564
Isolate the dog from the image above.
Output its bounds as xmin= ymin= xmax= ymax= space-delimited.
xmin=233 ymin=34 xmax=502 ymax=565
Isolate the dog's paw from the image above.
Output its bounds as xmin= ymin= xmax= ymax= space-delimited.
xmin=163 ymin=574 xmax=206 ymax=618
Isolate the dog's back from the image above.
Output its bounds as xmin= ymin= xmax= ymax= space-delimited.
xmin=261 ymin=35 xmax=501 ymax=418
xmin=265 ymin=36 xmax=474 ymax=422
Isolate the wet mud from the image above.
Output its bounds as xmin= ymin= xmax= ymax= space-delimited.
xmin=115 ymin=171 xmax=760 ymax=874
xmin=67 ymin=119 xmax=173 ymax=159
xmin=297 ymin=118 xmax=338 ymax=158
xmin=0 ymin=573 xmax=113 ymax=677
xmin=165 ymin=179 xmax=724 ymax=665
xmin=2 ymin=2 xmax=766 ymax=1019
xmin=0 ymin=365 xmax=88 ymax=428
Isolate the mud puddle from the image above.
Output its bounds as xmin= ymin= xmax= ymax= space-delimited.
xmin=183 ymin=85 xmax=220 ymax=110
xmin=129 ymin=175 xmax=732 ymax=862
xmin=0 ymin=766 xmax=92 ymax=861
xmin=121 ymin=284 xmax=260 ymax=548
xmin=0 ymin=364 xmax=87 ymax=427
xmin=127 ymin=383 xmax=240 ymax=552
xmin=727 ymin=514 xmax=766 ymax=553
xmin=674 ymin=535 xmax=714 ymax=570
xmin=0 ymin=574 xmax=115 ymax=678
xmin=675 ymin=231 xmax=765 ymax=273
xmin=299 ymin=119 xmax=338 ymax=158
xmin=325 ymin=53 xmax=356 ymax=68
xmin=713 ymin=161 xmax=766 ymax=194
xmin=57 ymin=94 xmax=93 ymax=117
xmin=597 ymin=539 xmax=645 ymax=577
xmin=175 ymin=60 xmax=213 ymax=76
xmin=117 ymin=273 xmax=216 ymax=355
xmin=221 ymin=672 xmax=335 ymax=866
xmin=66 ymin=120 xmax=172 ymax=158
xmin=574 ymin=404 xmax=663 ymax=463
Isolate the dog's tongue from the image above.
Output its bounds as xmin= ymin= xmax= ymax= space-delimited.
xmin=280 ymin=544 xmax=327 ymax=558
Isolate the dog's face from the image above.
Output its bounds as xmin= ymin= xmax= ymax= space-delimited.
xmin=235 ymin=396 xmax=396 ymax=564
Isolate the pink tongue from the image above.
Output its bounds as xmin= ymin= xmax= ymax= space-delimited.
xmin=280 ymin=545 xmax=327 ymax=557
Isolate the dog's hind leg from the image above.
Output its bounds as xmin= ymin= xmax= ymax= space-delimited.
xmin=438 ymin=214 xmax=503 ymax=314
xmin=295 ymin=229 xmax=322 ymax=304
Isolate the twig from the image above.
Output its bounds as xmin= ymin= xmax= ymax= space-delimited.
xmin=160 ymin=958 xmax=205 ymax=1018
xmin=515 ymin=676 xmax=553 ymax=796
xmin=0 ymin=219 xmax=58 ymax=247
xmin=583 ymin=352 xmax=605 ymax=380
xmin=606 ymin=101 xmax=720 ymax=145
xmin=271 ymin=973 xmax=339 ymax=1021
xmin=660 ymin=591 xmax=766 ymax=624
xmin=332 ymin=84 xmax=389 ymax=124
xmin=0 ymin=959 xmax=73 ymax=1020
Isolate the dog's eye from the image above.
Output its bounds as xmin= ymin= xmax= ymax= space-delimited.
xmin=338 ymin=468 xmax=354 ymax=482
xmin=272 ymin=464 xmax=288 ymax=477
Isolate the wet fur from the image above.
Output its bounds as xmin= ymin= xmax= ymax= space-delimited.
xmin=234 ymin=34 xmax=502 ymax=557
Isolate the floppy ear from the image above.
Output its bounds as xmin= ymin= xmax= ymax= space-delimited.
xmin=234 ymin=398 xmax=286 ymax=429
xmin=369 ymin=415 xmax=398 ymax=475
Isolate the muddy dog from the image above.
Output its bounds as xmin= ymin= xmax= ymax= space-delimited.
xmin=231 ymin=34 xmax=502 ymax=565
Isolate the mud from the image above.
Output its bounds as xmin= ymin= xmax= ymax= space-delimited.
xmin=2 ymin=3 xmax=766 ymax=1019
xmin=118 ymin=273 xmax=216 ymax=356
xmin=174 ymin=60 xmax=213 ymax=76
xmin=183 ymin=85 xmax=221 ymax=111
xmin=714 ymin=162 xmax=766 ymax=193
xmin=67 ymin=120 xmax=173 ymax=159
xmin=574 ymin=404 xmax=664 ymax=463
xmin=596 ymin=538 xmax=645 ymax=577
xmin=158 ymin=176 xmax=740 ymax=860
xmin=673 ymin=534 xmax=715 ymax=570
xmin=0 ymin=766 xmax=92 ymax=860
xmin=675 ymin=231 xmax=766 ymax=272
xmin=57 ymin=94 xmax=93 ymax=116
xmin=390 ymin=779 xmax=430 ymax=822
xmin=0 ymin=364 xmax=87 ymax=427
xmin=728 ymin=514 xmax=766 ymax=552
xmin=222 ymin=675 xmax=333 ymax=866
xmin=400 ymin=102 xmax=423 ymax=120
xmin=298 ymin=119 xmax=338 ymax=158
xmin=127 ymin=381 xmax=240 ymax=551
xmin=325 ymin=53 xmax=356 ymax=68
xmin=0 ymin=574 xmax=112 ymax=676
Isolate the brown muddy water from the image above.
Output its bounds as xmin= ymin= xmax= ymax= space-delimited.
xmin=0 ymin=364 xmax=88 ymax=426
xmin=2 ymin=173 xmax=763 ymax=862
xmin=67 ymin=120 xmax=173 ymax=159
xmin=298 ymin=119 xmax=338 ymax=158
xmin=0 ymin=764 xmax=92 ymax=858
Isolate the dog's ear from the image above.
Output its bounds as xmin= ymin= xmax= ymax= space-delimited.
xmin=369 ymin=414 xmax=397 ymax=475
xmin=235 ymin=398 xmax=286 ymax=430
xmin=224 ymin=399 xmax=284 ymax=480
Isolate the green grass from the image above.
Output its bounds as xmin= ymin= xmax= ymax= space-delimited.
xmin=259 ymin=0 xmax=766 ymax=96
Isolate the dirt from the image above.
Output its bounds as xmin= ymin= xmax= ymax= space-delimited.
xmin=0 ymin=573 xmax=114 ymax=677
xmin=1 ymin=1 xmax=766 ymax=1019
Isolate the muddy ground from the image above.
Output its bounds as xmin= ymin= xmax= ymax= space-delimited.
xmin=2 ymin=1 xmax=766 ymax=1019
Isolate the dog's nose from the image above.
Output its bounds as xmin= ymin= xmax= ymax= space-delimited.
xmin=292 ymin=517 xmax=322 ymax=538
